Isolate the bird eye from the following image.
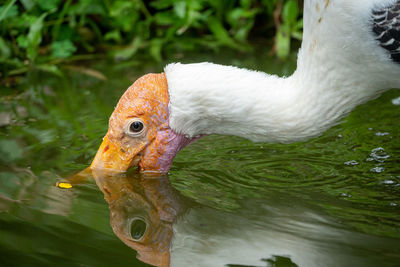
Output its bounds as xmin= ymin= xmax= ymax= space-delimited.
xmin=128 ymin=217 xmax=147 ymax=241
xmin=130 ymin=121 xmax=144 ymax=133
xmin=125 ymin=119 xmax=145 ymax=136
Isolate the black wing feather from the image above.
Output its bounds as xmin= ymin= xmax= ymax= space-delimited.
xmin=372 ymin=1 xmax=400 ymax=63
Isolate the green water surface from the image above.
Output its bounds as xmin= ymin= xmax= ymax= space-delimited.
xmin=0 ymin=53 xmax=399 ymax=266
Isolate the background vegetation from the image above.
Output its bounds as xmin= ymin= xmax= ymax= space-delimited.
xmin=0 ymin=0 xmax=303 ymax=81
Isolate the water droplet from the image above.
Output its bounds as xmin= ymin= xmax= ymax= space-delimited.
xmin=375 ymin=132 xmax=389 ymax=136
xmin=337 ymin=134 xmax=343 ymax=138
xmin=370 ymin=166 xmax=385 ymax=173
xmin=390 ymin=202 xmax=398 ymax=207
xmin=368 ymin=128 xmax=373 ymax=131
xmin=344 ymin=160 xmax=359 ymax=166
xmin=391 ymin=96 xmax=400 ymax=105
xmin=370 ymin=147 xmax=390 ymax=163
xmin=340 ymin=193 xmax=352 ymax=198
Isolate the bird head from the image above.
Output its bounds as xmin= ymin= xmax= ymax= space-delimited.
xmin=90 ymin=73 xmax=193 ymax=173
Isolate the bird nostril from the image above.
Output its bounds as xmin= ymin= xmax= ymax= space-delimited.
xmin=120 ymin=148 xmax=126 ymax=153
xmin=103 ymin=145 xmax=109 ymax=153
xmin=103 ymin=187 xmax=111 ymax=197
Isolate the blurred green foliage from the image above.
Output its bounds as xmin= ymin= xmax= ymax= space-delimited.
xmin=0 ymin=0 xmax=302 ymax=78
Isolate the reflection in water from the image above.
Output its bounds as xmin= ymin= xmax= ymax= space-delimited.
xmin=80 ymin=169 xmax=400 ymax=267
xmin=91 ymin=169 xmax=188 ymax=267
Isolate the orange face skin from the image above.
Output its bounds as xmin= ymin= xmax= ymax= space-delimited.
xmin=90 ymin=73 xmax=171 ymax=173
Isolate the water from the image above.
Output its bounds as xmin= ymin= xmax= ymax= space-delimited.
xmin=0 ymin=53 xmax=399 ymax=266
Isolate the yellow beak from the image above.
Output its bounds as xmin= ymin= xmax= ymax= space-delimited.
xmin=90 ymin=135 xmax=143 ymax=172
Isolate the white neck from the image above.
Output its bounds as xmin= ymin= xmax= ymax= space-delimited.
xmin=164 ymin=61 xmax=391 ymax=143
xmin=164 ymin=0 xmax=400 ymax=143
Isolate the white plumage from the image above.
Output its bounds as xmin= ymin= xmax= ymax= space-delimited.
xmin=165 ymin=0 xmax=400 ymax=143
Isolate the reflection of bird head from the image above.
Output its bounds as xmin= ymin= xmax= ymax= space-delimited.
xmin=90 ymin=73 xmax=194 ymax=174
xmin=92 ymin=169 xmax=186 ymax=267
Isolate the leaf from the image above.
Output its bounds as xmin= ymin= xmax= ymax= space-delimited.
xmin=36 ymin=0 xmax=61 ymax=11
xmin=27 ymin=13 xmax=47 ymax=62
xmin=109 ymin=1 xmax=134 ymax=17
xmin=149 ymin=39 xmax=163 ymax=61
xmin=16 ymin=35 xmax=28 ymax=48
xmin=276 ymin=27 xmax=290 ymax=59
xmin=154 ymin=11 xmax=176 ymax=26
xmin=282 ymin=0 xmax=298 ymax=25
xmin=56 ymin=25 xmax=75 ymax=42
xmin=240 ymin=0 xmax=252 ymax=9
xmin=70 ymin=0 xmax=106 ymax=16
xmin=104 ymin=30 xmax=121 ymax=42
xmin=35 ymin=64 xmax=63 ymax=76
xmin=51 ymin=0 xmax=72 ymax=42
xmin=173 ymin=1 xmax=186 ymax=19
xmin=227 ymin=8 xmax=245 ymax=27
xmin=293 ymin=18 xmax=303 ymax=31
xmin=207 ymin=16 xmax=237 ymax=48
xmin=113 ymin=37 xmax=142 ymax=60
xmin=107 ymin=0 xmax=138 ymax=32
xmin=150 ymin=0 xmax=175 ymax=10
xmin=0 ymin=37 xmax=11 ymax=59
xmin=114 ymin=14 xmax=138 ymax=32
xmin=0 ymin=0 xmax=18 ymax=22
xmin=291 ymin=31 xmax=302 ymax=41
xmin=234 ymin=23 xmax=253 ymax=42
xmin=65 ymin=65 xmax=107 ymax=80
xmin=9 ymin=13 xmax=37 ymax=28
xmin=20 ymin=0 xmax=35 ymax=10
xmin=261 ymin=0 xmax=279 ymax=13
xmin=51 ymin=40 xmax=77 ymax=58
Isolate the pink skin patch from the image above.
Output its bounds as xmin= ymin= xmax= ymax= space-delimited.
xmin=139 ymin=103 xmax=203 ymax=173
xmin=152 ymin=129 xmax=202 ymax=173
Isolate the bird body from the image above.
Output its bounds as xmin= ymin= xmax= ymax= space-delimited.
xmin=166 ymin=0 xmax=400 ymax=143
xmin=90 ymin=0 xmax=400 ymax=173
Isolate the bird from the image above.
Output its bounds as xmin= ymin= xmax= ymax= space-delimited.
xmin=90 ymin=0 xmax=400 ymax=173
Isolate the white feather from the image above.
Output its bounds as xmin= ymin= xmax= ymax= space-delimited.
xmin=165 ymin=0 xmax=400 ymax=143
